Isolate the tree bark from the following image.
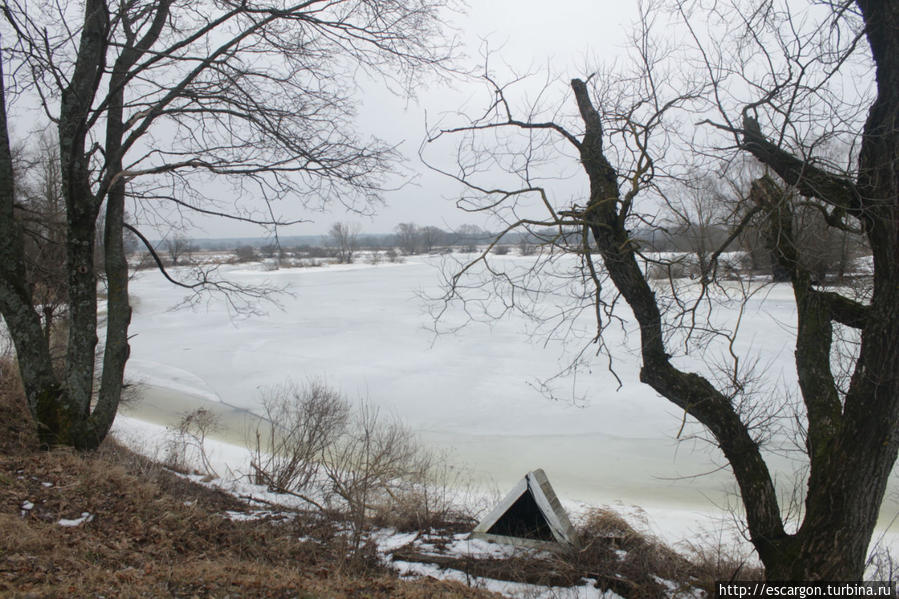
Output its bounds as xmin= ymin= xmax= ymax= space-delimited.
xmin=731 ymin=0 xmax=899 ymax=578
xmin=0 ymin=43 xmax=71 ymax=446
xmin=571 ymin=6 xmax=899 ymax=568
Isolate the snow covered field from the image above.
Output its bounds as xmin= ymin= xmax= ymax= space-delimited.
xmin=120 ymin=255 xmax=899 ymax=548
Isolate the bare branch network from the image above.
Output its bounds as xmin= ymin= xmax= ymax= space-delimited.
xmin=0 ymin=0 xmax=458 ymax=450
xmin=422 ymin=0 xmax=896 ymax=579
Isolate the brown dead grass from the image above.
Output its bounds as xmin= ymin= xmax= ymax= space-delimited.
xmin=0 ymin=357 xmax=38 ymax=455
xmin=572 ymin=507 xmax=697 ymax=589
xmin=0 ymin=354 xmax=759 ymax=597
xmin=0 ymin=358 xmax=498 ymax=598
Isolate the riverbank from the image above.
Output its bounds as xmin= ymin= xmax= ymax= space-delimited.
xmin=117 ymin=382 xmax=753 ymax=551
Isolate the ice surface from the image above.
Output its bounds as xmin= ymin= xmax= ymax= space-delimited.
xmin=127 ymin=359 xmax=222 ymax=403
xmin=120 ymin=257 xmax=899 ymax=545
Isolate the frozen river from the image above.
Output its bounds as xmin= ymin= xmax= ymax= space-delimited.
xmin=120 ymin=256 xmax=899 ymax=545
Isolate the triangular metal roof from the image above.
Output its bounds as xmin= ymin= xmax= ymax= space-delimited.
xmin=471 ymin=469 xmax=577 ymax=549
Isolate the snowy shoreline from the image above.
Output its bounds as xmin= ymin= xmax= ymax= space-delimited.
xmin=115 ymin=382 xmax=762 ymax=552
xmin=119 ymin=259 xmax=899 ymax=558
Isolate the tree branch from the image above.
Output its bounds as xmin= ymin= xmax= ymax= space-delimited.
xmin=740 ymin=113 xmax=862 ymax=213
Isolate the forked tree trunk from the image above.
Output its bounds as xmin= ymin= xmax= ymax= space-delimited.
xmin=567 ymin=0 xmax=899 ymax=571
xmin=0 ymin=0 xmax=132 ymax=449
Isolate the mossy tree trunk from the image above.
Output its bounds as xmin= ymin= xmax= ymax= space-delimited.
xmin=0 ymin=0 xmax=156 ymax=449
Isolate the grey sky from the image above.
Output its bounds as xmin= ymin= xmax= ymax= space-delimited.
xmin=183 ymin=1 xmax=639 ymax=239
xmin=5 ymin=2 xmax=638 ymax=241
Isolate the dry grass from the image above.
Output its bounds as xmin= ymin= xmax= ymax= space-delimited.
xmin=0 ymin=358 xmax=498 ymax=598
xmin=682 ymin=531 xmax=764 ymax=594
xmin=562 ymin=508 xmax=697 ymax=596
xmin=0 ymin=355 xmax=763 ymax=597
xmin=0 ymin=356 xmax=38 ymax=455
xmin=390 ymin=507 xmax=745 ymax=598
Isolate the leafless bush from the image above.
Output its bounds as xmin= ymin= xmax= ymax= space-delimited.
xmin=322 ymin=403 xmax=431 ymax=549
xmin=370 ymin=451 xmax=476 ymax=533
xmin=132 ymin=252 xmax=157 ymax=271
xmin=866 ymin=543 xmax=899 ymax=584
xmin=247 ymin=381 xmax=471 ymax=555
xmin=646 ymin=259 xmax=689 ymax=280
xmin=681 ymin=530 xmax=763 ymax=593
xmin=234 ymin=245 xmax=257 ymax=263
xmin=164 ymin=408 xmax=220 ymax=477
xmin=248 ymin=380 xmax=350 ymax=496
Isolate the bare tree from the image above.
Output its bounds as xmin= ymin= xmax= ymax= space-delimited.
xmin=425 ymin=0 xmax=896 ymax=579
xmin=0 ymin=0 xmax=456 ymax=449
xmin=394 ymin=222 xmax=421 ymax=255
xmin=666 ymin=175 xmax=742 ymax=278
xmin=13 ymin=133 xmax=67 ymax=353
xmin=165 ymin=234 xmax=194 ymax=267
xmin=419 ymin=225 xmax=446 ymax=253
xmin=329 ymin=222 xmax=361 ymax=264
xmin=452 ymin=223 xmax=486 ymax=253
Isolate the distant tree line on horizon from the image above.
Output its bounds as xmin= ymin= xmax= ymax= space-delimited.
xmin=117 ymin=209 xmax=870 ymax=284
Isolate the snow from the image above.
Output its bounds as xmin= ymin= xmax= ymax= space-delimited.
xmin=118 ymin=257 xmax=899 ymax=551
xmin=223 ymin=510 xmax=288 ymax=522
xmin=443 ymin=534 xmax=522 ymax=559
xmin=372 ymin=530 xmax=420 ymax=552
xmin=127 ymin=360 xmax=223 ymax=403
xmin=58 ymin=512 xmax=93 ymax=527
xmin=393 ymin=559 xmax=620 ymax=599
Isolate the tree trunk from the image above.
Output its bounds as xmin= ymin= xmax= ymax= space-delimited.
xmin=569 ymin=25 xmax=899 ymax=572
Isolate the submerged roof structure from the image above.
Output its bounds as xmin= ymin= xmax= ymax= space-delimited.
xmin=471 ymin=469 xmax=577 ymax=549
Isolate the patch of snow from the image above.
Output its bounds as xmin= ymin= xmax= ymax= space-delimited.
xmin=394 ymin=559 xmax=620 ymax=599
xmin=58 ymin=512 xmax=93 ymax=527
xmin=443 ymin=534 xmax=522 ymax=559
xmin=224 ymin=510 xmax=273 ymax=521
xmin=372 ymin=529 xmax=419 ymax=553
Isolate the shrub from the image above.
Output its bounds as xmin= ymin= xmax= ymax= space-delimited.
xmin=646 ymin=260 xmax=687 ymax=280
xmin=164 ymin=408 xmax=220 ymax=477
xmin=246 ymin=381 xmax=470 ymax=554
xmin=234 ymin=245 xmax=257 ymax=262
xmin=248 ymin=380 xmax=350 ymax=496
xmin=322 ymin=403 xmax=428 ymax=549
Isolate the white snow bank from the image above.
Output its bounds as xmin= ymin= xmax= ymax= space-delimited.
xmin=58 ymin=512 xmax=93 ymax=527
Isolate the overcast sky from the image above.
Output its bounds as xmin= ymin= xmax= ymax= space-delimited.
xmin=6 ymin=2 xmax=639 ymax=240
xmin=186 ymin=1 xmax=640 ymax=239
